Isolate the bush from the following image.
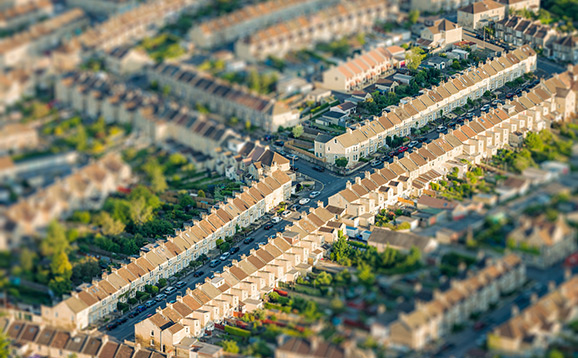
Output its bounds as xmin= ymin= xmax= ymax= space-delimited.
xmin=158 ymin=278 xmax=167 ymax=288
xmin=224 ymin=325 xmax=251 ymax=338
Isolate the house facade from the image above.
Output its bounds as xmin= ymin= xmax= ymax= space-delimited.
xmin=41 ymin=170 xmax=292 ymax=331
xmin=381 ymin=254 xmax=525 ymax=350
xmin=457 ymin=0 xmax=506 ymax=30
xmin=234 ymin=0 xmax=396 ymax=61
xmin=315 ymin=46 xmax=538 ymax=167
xmin=419 ymin=19 xmax=463 ymax=49
xmin=134 ymin=202 xmax=336 ymax=355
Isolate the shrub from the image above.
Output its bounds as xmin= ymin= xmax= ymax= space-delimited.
xmin=224 ymin=325 xmax=251 ymax=338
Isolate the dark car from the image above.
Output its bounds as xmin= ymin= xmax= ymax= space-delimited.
xmin=264 ymin=224 xmax=274 ymax=230
xmin=128 ymin=311 xmax=137 ymax=318
xmin=506 ymin=93 xmax=514 ymax=99
xmin=243 ymin=237 xmax=254 ymax=244
xmin=290 ymin=204 xmax=301 ymax=211
xmin=474 ymin=321 xmax=486 ymax=331
xmin=106 ymin=322 xmax=119 ymax=331
xmin=118 ymin=317 xmax=128 ymax=324
xmin=193 ymin=270 xmax=204 ymax=277
xmin=274 ymin=140 xmax=284 ymax=147
xmin=230 ymin=247 xmax=240 ymax=254
xmin=136 ymin=305 xmax=146 ymax=313
xmin=290 ymin=165 xmax=299 ymax=171
xmin=313 ymin=166 xmax=325 ymax=172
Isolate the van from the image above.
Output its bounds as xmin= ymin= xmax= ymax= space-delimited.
xmin=165 ymin=286 xmax=176 ymax=294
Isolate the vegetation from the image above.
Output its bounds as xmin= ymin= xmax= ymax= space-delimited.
xmin=140 ymin=33 xmax=185 ymax=62
xmin=405 ymin=47 xmax=426 ymax=71
xmin=492 ymin=129 xmax=574 ymax=173
xmin=335 ymin=157 xmax=349 ymax=168
xmin=316 ymin=38 xmax=351 ymax=58
xmin=430 ymin=166 xmax=491 ymax=200
xmin=0 ymin=330 xmax=9 ymax=358
xmin=330 ymin=237 xmax=422 ymax=275
xmin=292 ymin=125 xmax=304 ymax=138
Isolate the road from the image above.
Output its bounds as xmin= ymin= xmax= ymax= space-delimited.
xmin=537 ymin=58 xmax=566 ymax=77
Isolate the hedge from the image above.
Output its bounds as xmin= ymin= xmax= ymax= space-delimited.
xmin=225 ymin=325 xmax=251 ymax=338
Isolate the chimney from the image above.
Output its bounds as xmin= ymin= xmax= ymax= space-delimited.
xmin=548 ymin=280 xmax=556 ymax=292
xmin=511 ymin=304 xmax=519 ymax=317
xmin=355 ymin=176 xmax=362 ymax=185
xmin=346 ymin=128 xmax=353 ymax=134
xmin=346 ymin=181 xmax=352 ymax=189
xmin=156 ymin=306 xmax=162 ymax=314
xmin=176 ymin=294 xmax=182 ymax=302
xmin=564 ymin=268 xmax=571 ymax=281
xmin=195 ymin=283 xmax=201 ymax=289
xmin=316 ymin=200 xmax=324 ymax=208
xmin=205 ymin=277 xmax=211 ymax=283
xmin=365 ymin=171 xmax=371 ymax=178
xmin=530 ymin=292 xmax=538 ymax=304
xmin=186 ymin=287 xmax=192 ymax=296
xmin=232 ymin=259 xmax=239 ymax=266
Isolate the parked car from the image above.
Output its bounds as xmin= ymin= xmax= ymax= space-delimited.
xmin=290 ymin=204 xmax=301 ymax=211
xmin=273 ymin=140 xmax=284 ymax=147
xmin=282 ymin=210 xmax=291 ymax=218
xmin=145 ymin=300 xmax=155 ymax=307
xmin=258 ymin=241 xmax=267 ymax=247
xmin=474 ymin=321 xmax=486 ymax=331
xmin=407 ymin=140 xmax=419 ymax=148
xmin=230 ymin=247 xmax=240 ymax=254
xmin=290 ymin=166 xmax=298 ymax=171
xmin=175 ymin=281 xmax=185 ymax=288
xmin=193 ymin=270 xmax=204 ymax=277
xmin=272 ymin=216 xmax=282 ymax=223
xmin=313 ymin=165 xmax=325 ymax=172
xmin=164 ymin=286 xmax=176 ymax=294
xmin=481 ymin=104 xmax=490 ymax=112
xmin=370 ymin=159 xmax=381 ymax=167
xmin=466 ymin=112 xmax=474 ymax=118
xmin=436 ymin=125 xmax=447 ymax=133
xmin=243 ymin=237 xmax=254 ymax=244
xmin=309 ymin=191 xmax=320 ymax=198
xmin=155 ymin=294 xmax=167 ymax=302
xmin=219 ymin=252 xmax=231 ymax=261
xmin=506 ymin=93 xmax=514 ymax=99
xmin=209 ymin=259 xmax=220 ymax=268
xmin=264 ymin=223 xmax=274 ymax=230
xmin=299 ymin=198 xmax=310 ymax=205
xmin=106 ymin=322 xmax=119 ymax=331
xmin=397 ymin=146 xmax=408 ymax=153
xmin=287 ymin=154 xmax=299 ymax=161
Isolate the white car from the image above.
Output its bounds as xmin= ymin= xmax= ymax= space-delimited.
xmin=299 ymin=198 xmax=310 ymax=205
xmin=370 ymin=159 xmax=381 ymax=167
xmin=282 ymin=210 xmax=291 ymax=218
xmin=436 ymin=125 xmax=447 ymax=132
xmin=164 ymin=286 xmax=176 ymax=294
xmin=481 ymin=104 xmax=490 ymax=111
xmin=219 ymin=252 xmax=230 ymax=261
xmin=309 ymin=191 xmax=320 ymax=198
xmin=272 ymin=216 xmax=282 ymax=223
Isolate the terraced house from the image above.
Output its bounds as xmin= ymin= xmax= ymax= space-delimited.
xmin=0 ymin=9 xmax=87 ymax=69
xmin=189 ymin=0 xmax=335 ymax=48
xmin=55 ymin=71 xmax=242 ymax=165
xmin=0 ymin=0 xmax=53 ymax=30
xmin=134 ymin=203 xmax=336 ymax=355
xmin=323 ymin=65 xmax=578 ymax=223
xmin=41 ymin=170 xmax=292 ymax=331
xmin=488 ymin=274 xmax=578 ymax=355
xmin=1 ymin=153 xmax=131 ymax=251
xmin=1 ymin=316 xmax=172 ymax=358
xmin=314 ymin=46 xmax=538 ymax=167
xmin=77 ymin=0 xmax=210 ymax=52
xmin=147 ymin=63 xmax=299 ymax=132
xmin=374 ymin=254 xmax=525 ymax=350
xmin=234 ymin=0 xmax=397 ymax=61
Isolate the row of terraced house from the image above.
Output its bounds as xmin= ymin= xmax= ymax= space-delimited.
xmin=234 ymin=0 xmax=398 ymax=61
xmin=41 ymin=169 xmax=293 ymax=331
xmin=134 ymin=201 xmax=343 ymax=355
xmin=323 ymin=65 xmax=578 ymax=226
xmin=189 ymin=0 xmax=337 ymax=48
xmin=146 ymin=63 xmax=300 ymax=132
xmin=372 ymin=254 xmax=526 ymax=350
xmin=314 ymin=46 xmax=538 ymax=167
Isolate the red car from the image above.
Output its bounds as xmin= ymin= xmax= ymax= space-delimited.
xmin=474 ymin=321 xmax=486 ymax=331
xmin=398 ymin=146 xmax=408 ymax=153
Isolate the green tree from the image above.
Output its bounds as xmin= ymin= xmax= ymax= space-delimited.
xmin=0 ymin=330 xmax=10 ymax=358
xmin=405 ymin=47 xmax=426 ymax=71
xmin=168 ymin=153 xmax=187 ymax=167
xmin=525 ymin=131 xmax=544 ymax=151
xmin=71 ymin=211 xmax=91 ymax=224
xmin=408 ymin=9 xmax=420 ymax=24
xmin=162 ymin=85 xmax=171 ymax=96
xmin=41 ymin=221 xmax=69 ymax=257
xmin=95 ymin=212 xmax=126 ymax=236
xmin=292 ymin=124 xmax=304 ymax=138
xmin=19 ymin=248 xmax=36 ymax=274
xmin=547 ymin=349 xmax=564 ymax=358
xmin=245 ymin=120 xmax=252 ymax=131
xmin=248 ymin=70 xmax=261 ymax=93
xmin=128 ymin=197 xmax=154 ymax=225
xmin=51 ymin=250 xmax=72 ymax=277
xmin=197 ymin=189 xmax=206 ymax=198
xmin=357 ymin=262 xmax=375 ymax=286
xmin=335 ymin=157 xmax=348 ymax=168
xmin=220 ymin=340 xmax=239 ymax=354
